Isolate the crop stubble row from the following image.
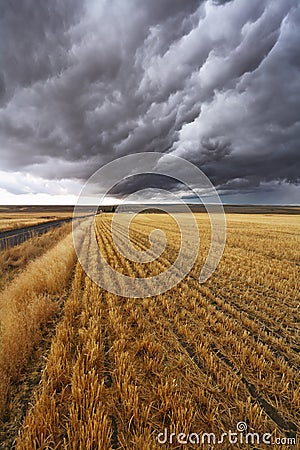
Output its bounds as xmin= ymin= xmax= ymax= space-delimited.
xmin=17 ymin=214 xmax=299 ymax=449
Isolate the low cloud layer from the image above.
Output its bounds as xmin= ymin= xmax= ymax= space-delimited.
xmin=0 ymin=0 xmax=299 ymax=203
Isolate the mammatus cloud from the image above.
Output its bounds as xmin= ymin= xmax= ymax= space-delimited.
xmin=0 ymin=0 xmax=299 ymax=203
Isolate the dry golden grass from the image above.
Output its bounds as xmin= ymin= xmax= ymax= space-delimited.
xmin=6 ymin=213 xmax=299 ymax=449
xmin=0 ymin=212 xmax=72 ymax=232
xmin=0 ymin=230 xmax=77 ymax=419
xmin=0 ymin=222 xmax=72 ymax=290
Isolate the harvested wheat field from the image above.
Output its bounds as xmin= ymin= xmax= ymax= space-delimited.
xmin=0 ymin=207 xmax=73 ymax=233
xmin=0 ymin=213 xmax=299 ymax=449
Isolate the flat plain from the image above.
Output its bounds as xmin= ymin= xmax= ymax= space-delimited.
xmin=0 ymin=210 xmax=299 ymax=449
xmin=0 ymin=206 xmax=73 ymax=232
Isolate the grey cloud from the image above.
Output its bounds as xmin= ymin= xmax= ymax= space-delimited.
xmin=0 ymin=0 xmax=299 ymax=203
xmin=0 ymin=0 xmax=83 ymax=103
xmin=213 ymin=0 xmax=234 ymax=4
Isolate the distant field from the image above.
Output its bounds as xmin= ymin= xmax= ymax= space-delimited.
xmin=0 ymin=216 xmax=69 ymax=232
xmin=0 ymin=206 xmax=73 ymax=232
xmin=0 ymin=212 xmax=299 ymax=449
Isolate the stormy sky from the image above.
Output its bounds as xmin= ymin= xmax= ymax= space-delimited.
xmin=0 ymin=0 xmax=299 ymax=204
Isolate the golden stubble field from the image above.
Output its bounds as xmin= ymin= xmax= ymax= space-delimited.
xmin=0 ymin=212 xmax=299 ymax=449
xmin=0 ymin=206 xmax=74 ymax=232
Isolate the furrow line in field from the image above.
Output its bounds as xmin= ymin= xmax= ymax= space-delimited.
xmin=130 ymin=217 xmax=298 ymax=304
xmin=92 ymin=224 xmax=127 ymax=449
xmin=95 ymin=219 xmax=252 ymax=439
xmin=170 ymin=284 xmax=299 ymax=421
xmin=119 ymin=219 xmax=298 ymax=314
xmin=189 ymin=278 xmax=300 ymax=369
xmin=209 ymin=343 xmax=298 ymax=439
xmin=98 ymin=221 xmax=276 ymax=420
xmin=93 ymin=217 xmax=298 ymax=440
xmin=143 ymin=292 xmax=298 ymax=440
xmin=137 ymin=295 xmax=281 ymax=438
xmin=112 ymin=221 xmax=299 ymax=412
xmin=116 ymin=221 xmax=299 ymax=366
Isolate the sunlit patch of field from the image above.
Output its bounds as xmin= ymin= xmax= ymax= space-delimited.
xmin=0 ymin=213 xmax=298 ymax=449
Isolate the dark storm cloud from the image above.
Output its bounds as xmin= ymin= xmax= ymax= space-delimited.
xmin=212 ymin=0 xmax=234 ymax=5
xmin=0 ymin=0 xmax=83 ymax=102
xmin=0 ymin=0 xmax=299 ymax=201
